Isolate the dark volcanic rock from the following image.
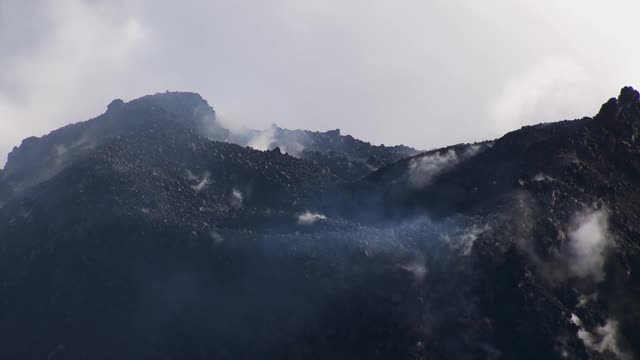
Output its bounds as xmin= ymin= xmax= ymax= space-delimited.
xmin=1 ymin=88 xmax=640 ymax=359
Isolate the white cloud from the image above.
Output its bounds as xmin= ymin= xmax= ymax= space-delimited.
xmin=297 ymin=211 xmax=327 ymax=225
xmin=0 ymin=0 xmax=148 ymax=167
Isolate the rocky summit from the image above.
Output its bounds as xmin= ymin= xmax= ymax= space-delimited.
xmin=0 ymin=89 xmax=639 ymax=359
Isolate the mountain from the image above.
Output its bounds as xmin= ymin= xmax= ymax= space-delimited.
xmin=0 ymin=88 xmax=639 ymax=359
xmin=0 ymin=92 xmax=417 ymax=204
xmin=343 ymin=86 xmax=640 ymax=358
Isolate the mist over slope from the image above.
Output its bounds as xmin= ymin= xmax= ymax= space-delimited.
xmin=0 ymin=88 xmax=639 ymax=359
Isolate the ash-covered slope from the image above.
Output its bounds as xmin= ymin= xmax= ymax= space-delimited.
xmin=1 ymin=88 xmax=640 ymax=359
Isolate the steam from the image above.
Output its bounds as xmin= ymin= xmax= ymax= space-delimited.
xmin=247 ymin=125 xmax=276 ymax=151
xmin=193 ymin=173 xmax=210 ymax=192
xmin=55 ymin=145 xmax=68 ymax=157
xmin=566 ymin=209 xmax=611 ymax=282
xmin=577 ymin=319 xmax=628 ymax=359
xmin=531 ymin=173 xmax=555 ymax=182
xmin=453 ymin=224 xmax=490 ymax=256
xmin=408 ymin=145 xmax=481 ymax=188
xmin=297 ymin=211 xmax=327 ymax=225
xmin=230 ymin=188 xmax=243 ymax=208
xmin=408 ymin=150 xmax=458 ymax=188
xmin=186 ymin=170 xmax=210 ymax=192
xmin=245 ymin=124 xmax=305 ymax=156
xmin=400 ymin=261 xmax=427 ymax=282
xmin=209 ymin=229 xmax=224 ymax=245
xmin=577 ymin=293 xmax=598 ymax=308
xmin=570 ymin=313 xmax=582 ymax=327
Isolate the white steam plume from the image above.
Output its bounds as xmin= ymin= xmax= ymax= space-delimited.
xmin=566 ymin=209 xmax=611 ymax=282
xmin=297 ymin=211 xmax=327 ymax=225
xmin=230 ymin=188 xmax=243 ymax=208
xmin=408 ymin=145 xmax=481 ymax=188
xmin=247 ymin=124 xmax=276 ymax=151
xmin=577 ymin=319 xmax=629 ymax=359
xmin=186 ymin=170 xmax=210 ymax=192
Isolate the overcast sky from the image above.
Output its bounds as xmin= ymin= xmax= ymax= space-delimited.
xmin=2 ymin=0 xmax=639 ymax=167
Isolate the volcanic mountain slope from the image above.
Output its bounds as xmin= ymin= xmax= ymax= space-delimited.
xmin=353 ymin=87 xmax=640 ymax=218
xmin=0 ymin=88 xmax=639 ymax=359
xmin=0 ymin=93 xmax=432 ymax=360
xmin=0 ymin=92 xmax=418 ymax=204
xmin=346 ymin=86 xmax=640 ymax=357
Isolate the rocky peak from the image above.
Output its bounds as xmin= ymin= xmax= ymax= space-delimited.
xmin=595 ymin=97 xmax=619 ymax=121
xmin=617 ymin=86 xmax=640 ymax=123
xmin=595 ymin=86 xmax=640 ymax=122
xmin=326 ymin=129 xmax=341 ymax=137
xmin=618 ymin=86 xmax=640 ymax=106
xmin=106 ymin=98 xmax=125 ymax=113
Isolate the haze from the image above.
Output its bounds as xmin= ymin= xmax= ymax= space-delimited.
xmin=2 ymin=0 xmax=639 ymax=167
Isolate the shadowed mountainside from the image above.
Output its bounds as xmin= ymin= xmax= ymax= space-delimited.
xmin=0 ymin=88 xmax=639 ymax=359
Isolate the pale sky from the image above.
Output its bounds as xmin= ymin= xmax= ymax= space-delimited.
xmin=2 ymin=0 xmax=640 ymax=167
